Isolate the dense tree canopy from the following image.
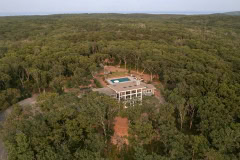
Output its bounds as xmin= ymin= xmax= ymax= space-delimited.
xmin=1 ymin=92 xmax=118 ymax=160
xmin=0 ymin=14 xmax=240 ymax=159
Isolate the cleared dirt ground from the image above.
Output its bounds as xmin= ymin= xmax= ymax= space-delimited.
xmin=111 ymin=117 xmax=129 ymax=147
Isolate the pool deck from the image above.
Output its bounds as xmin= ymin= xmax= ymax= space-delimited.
xmin=106 ymin=76 xmax=136 ymax=85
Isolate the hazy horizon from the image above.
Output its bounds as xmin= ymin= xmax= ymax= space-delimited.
xmin=0 ymin=0 xmax=240 ymax=16
xmin=0 ymin=11 xmax=237 ymax=17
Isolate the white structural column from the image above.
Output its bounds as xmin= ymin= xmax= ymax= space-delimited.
xmin=130 ymin=90 xmax=132 ymax=100
xmin=140 ymin=88 xmax=143 ymax=101
xmin=118 ymin=92 xmax=120 ymax=102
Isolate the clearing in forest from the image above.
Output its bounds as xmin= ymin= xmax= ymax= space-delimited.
xmin=112 ymin=117 xmax=129 ymax=147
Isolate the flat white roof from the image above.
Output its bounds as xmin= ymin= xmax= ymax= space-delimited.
xmin=108 ymin=81 xmax=155 ymax=92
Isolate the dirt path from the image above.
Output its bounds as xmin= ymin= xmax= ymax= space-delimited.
xmin=0 ymin=94 xmax=38 ymax=160
xmin=112 ymin=117 xmax=129 ymax=147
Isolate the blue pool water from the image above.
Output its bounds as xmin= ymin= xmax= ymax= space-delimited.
xmin=110 ymin=77 xmax=130 ymax=83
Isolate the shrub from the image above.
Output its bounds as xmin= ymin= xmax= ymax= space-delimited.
xmin=94 ymin=79 xmax=103 ymax=88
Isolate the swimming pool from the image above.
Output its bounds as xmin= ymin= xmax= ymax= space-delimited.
xmin=110 ymin=77 xmax=130 ymax=83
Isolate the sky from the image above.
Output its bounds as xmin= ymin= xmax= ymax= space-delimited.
xmin=0 ymin=0 xmax=240 ymax=14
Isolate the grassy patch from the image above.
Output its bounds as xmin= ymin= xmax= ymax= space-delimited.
xmin=107 ymin=72 xmax=127 ymax=78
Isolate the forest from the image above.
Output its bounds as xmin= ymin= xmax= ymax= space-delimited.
xmin=0 ymin=14 xmax=240 ymax=159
